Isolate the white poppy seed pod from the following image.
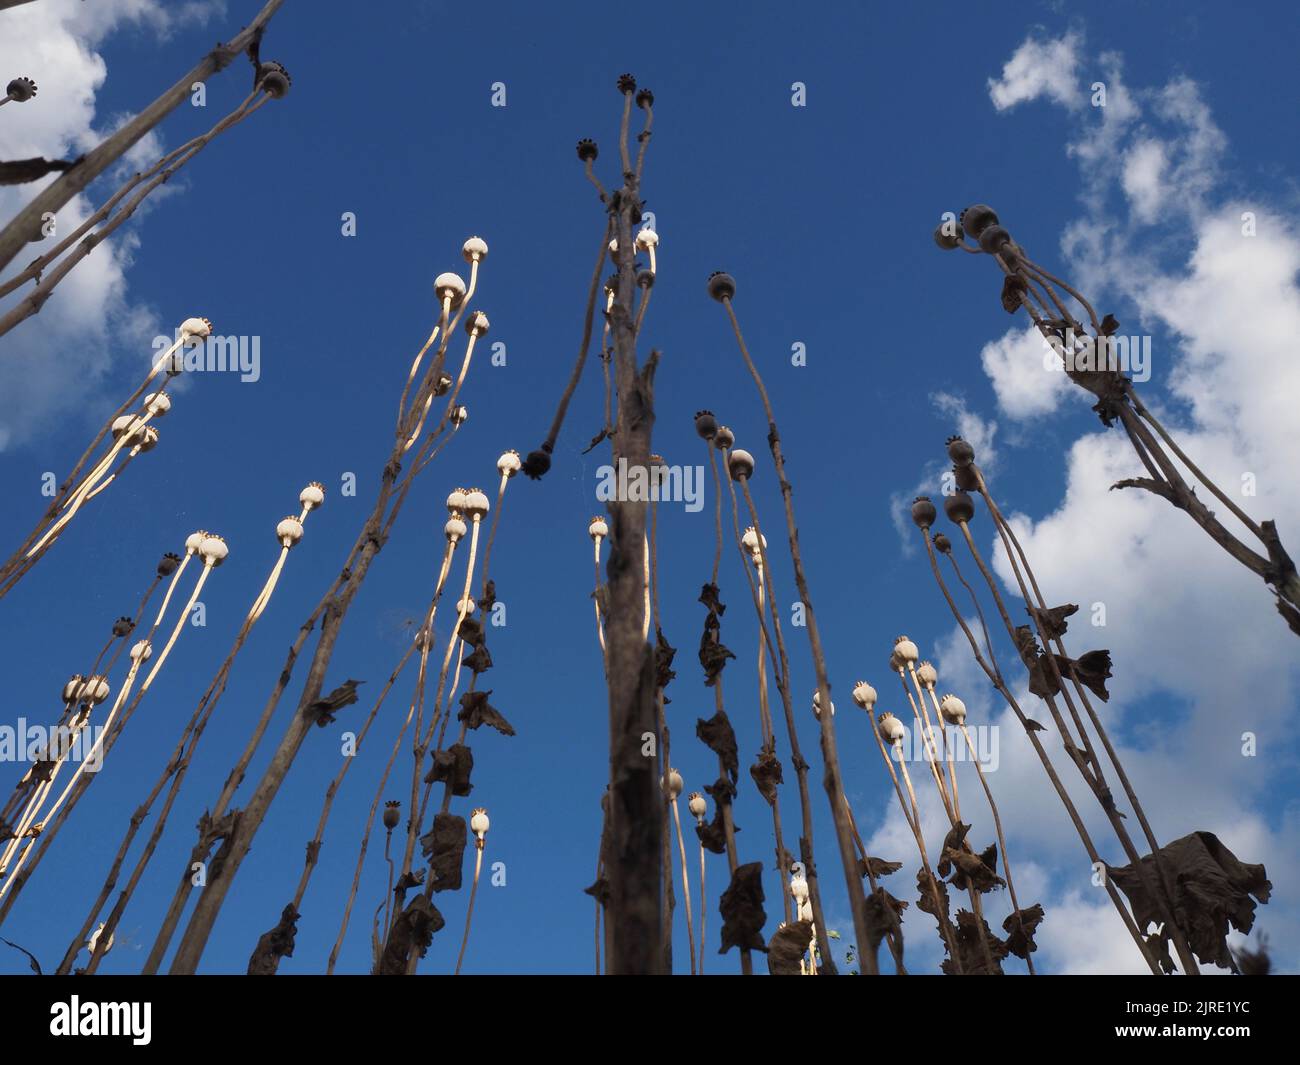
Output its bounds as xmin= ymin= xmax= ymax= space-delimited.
xmin=798 ymin=898 xmax=814 ymax=923
xmin=877 ymin=711 xmax=906 ymax=745
xmin=444 ymin=516 xmax=467 ymax=541
xmin=434 ymin=272 xmax=467 ymax=308
xmin=465 ymin=310 xmax=490 ymax=337
xmin=184 ymin=530 xmax=209 ymax=554
xmin=851 ymin=680 xmax=877 ymax=710
xmin=451 ymin=405 xmax=469 ymax=427
xmin=893 ymin=635 xmax=919 ymax=664
xmin=790 ymin=872 xmax=809 ymax=903
xmin=497 ymin=449 xmax=521 ymax=477
xmin=939 ymin=694 xmax=967 ymax=725
xmin=199 ymin=533 xmax=228 ymax=566
xmin=143 ymin=391 xmax=171 ymax=416
xmin=635 ymin=228 xmax=659 ymax=249
xmin=300 ymin=482 xmax=326 ymax=509
xmin=86 ymin=676 xmax=111 ymax=704
xmin=446 ymin=487 xmax=469 ymax=515
xmin=87 ymin=923 xmax=114 ymax=957
xmin=688 ymin=792 xmax=706 ymax=820
xmin=63 ymin=674 xmax=86 ymax=704
xmin=916 ymin=661 xmax=938 ymax=689
xmin=463 ymin=488 xmax=490 ymax=520
xmin=462 ymin=236 xmax=489 ymax=263
xmin=276 ymin=515 xmax=304 ymax=546
xmin=662 ymin=767 xmax=683 ymax=799
xmin=888 ymin=651 xmax=902 ymax=674
xmin=728 ymin=448 xmax=755 ymax=480
xmin=457 ymin=597 xmax=476 ymax=615
xmin=180 ymin=317 xmax=212 ymax=342
xmin=129 ymin=640 xmax=153 ymax=662
xmin=111 ymin=414 xmax=139 ymax=439
xmin=470 ymin=807 xmax=490 ymax=840
xmin=713 ymin=425 xmax=735 ymax=450
xmin=741 ymin=526 xmax=766 ymax=555
xmin=811 ymin=690 xmax=835 ymax=718
xmin=136 ymin=425 xmax=160 ymax=453
xmin=588 ymin=515 xmax=608 ymax=540
xmin=608 ymin=238 xmax=619 ymax=254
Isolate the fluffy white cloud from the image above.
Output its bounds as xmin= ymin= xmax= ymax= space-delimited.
xmin=979 ymin=322 xmax=1072 ymax=420
xmin=987 ymin=29 xmax=1085 ymax=113
xmin=0 ymin=0 xmax=222 ymax=451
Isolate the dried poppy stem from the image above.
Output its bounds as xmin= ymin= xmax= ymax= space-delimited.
xmin=916 ymin=523 xmax=1162 ymax=973
xmin=717 ymin=286 xmax=874 ymax=971
xmin=454 ymin=811 xmax=490 ymax=975
xmin=732 ymin=471 xmax=845 ymax=973
xmin=669 ymin=791 xmax=696 ymax=975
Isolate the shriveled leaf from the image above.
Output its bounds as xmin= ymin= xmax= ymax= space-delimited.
xmin=941 ymin=910 xmax=1008 ymax=975
xmin=698 ymin=610 xmax=736 ymax=687
xmin=719 ymin=861 xmax=767 ymax=955
xmin=306 ymin=679 xmax=364 ymax=727
xmin=377 ymin=895 xmax=444 ymax=974
xmin=696 ymin=710 xmax=739 ymax=782
xmin=457 ymin=690 xmax=516 ymax=736
xmin=425 ymin=743 xmax=474 ymax=796
xmin=767 ymin=919 xmax=813 ymax=975
xmin=246 ymin=903 xmax=298 ymax=975
xmin=1003 ymin=903 xmax=1045 ymax=959
xmin=749 ymin=747 xmax=783 ymax=806
xmin=698 ymin=582 xmax=726 ymax=616
xmin=419 ymin=812 xmax=467 ymax=893
xmin=860 ymin=855 xmax=903 ymax=880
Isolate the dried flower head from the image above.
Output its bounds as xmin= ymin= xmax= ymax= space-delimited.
xmin=576 ymin=138 xmax=598 ymax=162
xmin=256 ymin=61 xmax=292 ymax=99
xmin=184 ymin=530 xmax=209 ymax=554
xmin=688 ymin=792 xmax=706 ymax=820
xmin=463 ymin=488 xmax=490 ymax=519
xmin=958 ymin=204 xmax=998 ymax=242
xmin=470 ymin=807 xmax=490 ymax=839
xmin=199 ymin=533 xmax=228 ymax=566
xmin=911 ymin=495 xmax=937 ymax=529
xmin=588 ymin=515 xmax=609 ymax=540
xmin=694 ymin=410 xmax=718 ymax=439
xmin=434 ymin=272 xmax=468 ymax=308
xmin=877 ymin=711 xmax=906 ymax=745
xmin=300 ymin=482 xmax=326 ymax=509
xmin=938 ymin=693 xmax=967 ymax=724
xmin=713 ymin=425 xmax=735 ymax=449
xmin=445 ymin=517 xmax=467 ymax=542
xmin=497 ymin=449 xmax=522 ymax=477
xmin=157 ymin=552 xmax=182 ymax=576
xmin=934 ymin=532 xmax=952 ymax=554
xmin=728 ymin=448 xmax=755 ymax=481
xmin=635 ymin=87 xmax=654 ymax=109
xmin=462 ymin=236 xmax=489 ymax=263
xmin=616 ymin=73 xmax=637 ymax=94
xmin=382 ymin=801 xmax=401 ymax=830
xmin=276 ymin=516 xmax=304 ymax=547
xmin=662 ymin=767 xmax=683 ymax=799
xmin=851 ymin=680 xmax=877 ymax=710
xmin=129 ymin=640 xmax=153 ymax=662
xmin=916 ymin=661 xmax=938 ymax=688
xmin=933 ymin=222 xmax=964 ymax=250
xmin=893 ymin=635 xmax=919 ymax=664
xmin=465 ymin=310 xmax=490 ymax=337
xmin=707 ymin=271 xmax=736 ymax=302
xmin=111 ymin=616 xmax=134 ymax=638
xmin=446 ymin=488 xmax=469 ymax=515
xmin=946 ymin=435 xmax=975 ymax=467
xmin=944 ymin=492 xmax=975 ymax=524
xmin=5 ymin=77 xmax=37 ymax=102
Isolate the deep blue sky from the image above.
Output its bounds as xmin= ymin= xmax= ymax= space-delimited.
xmin=1 ymin=0 xmax=1297 ymax=974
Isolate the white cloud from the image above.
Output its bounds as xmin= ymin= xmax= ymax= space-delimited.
xmin=979 ymin=323 xmax=1071 ymax=420
xmin=987 ymin=29 xmax=1085 ymax=113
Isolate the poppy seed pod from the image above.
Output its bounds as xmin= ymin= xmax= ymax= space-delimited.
xmin=463 ymin=488 xmax=490 ymax=519
xmin=445 ymin=517 xmax=467 ymax=541
xmin=893 ymin=635 xmax=919 ymax=664
xmin=946 ymin=435 xmax=975 ymax=467
xmin=812 ymin=690 xmax=835 ymax=718
xmin=382 ymin=801 xmax=401 ymax=830
xmin=877 ymin=711 xmax=906 ymax=745
xmin=728 ymin=449 xmax=755 ymax=481
xmin=741 ymin=526 xmax=766 ymax=555
xmin=434 ymin=272 xmax=467 ymax=308
xmin=934 ymin=533 xmax=952 ymax=554
xmin=457 ymin=597 xmax=476 ymax=616
xmin=636 ymin=268 xmax=654 ymax=289
xmin=87 ymin=923 xmax=114 ymax=957
xmin=112 ymin=616 xmax=134 ymax=638
xmin=300 ymin=482 xmax=326 ymax=509
xmin=798 ymin=898 xmax=814 ymax=923
xmin=85 ymin=676 xmax=110 ymax=704
xmin=143 ymin=391 xmax=171 ymax=416
xmin=616 ymin=73 xmax=637 ymax=94
xmin=446 ymin=488 xmax=469 ymax=515
xmin=688 ymin=792 xmax=706 ymax=821
xmin=707 ymin=271 xmax=736 ymax=302
xmin=959 ymin=204 xmax=999 ymax=242
xmin=110 ymin=414 xmax=140 ymax=440
xmin=523 ymin=448 xmax=551 ymax=479
xmin=451 ymin=405 xmax=469 ymax=427
xmin=136 ymin=426 xmax=160 ymax=453
xmin=184 ymin=530 xmax=209 ymax=554
xmin=434 ymin=372 xmax=453 ymax=397
xmin=256 ymin=60 xmax=291 ymax=98
xmin=180 ymin=316 xmax=212 ymax=341
xmin=576 ymin=138 xmax=598 ymax=162
xmin=276 ymin=516 xmax=304 ymax=547
xmin=939 ymin=693 xmax=967 ymax=725
xmin=713 ymin=425 xmax=735 ymax=449
xmin=608 ymin=238 xmax=619 ymax=255
xmin=157 ymin=552 xmax=182 ymax=576
xmin=5 ymin=77 xmax=36 ymax=102
xmin=635 ymin=87 xmax=654 ymax=109
xmin=129 ymin=640 xmax=153 ymax=662
xmin=63 ymin=675 xmax=86 ymax=704
xmin=916 ymin=661 xmax=938 ymax=688
xmin=662 ymin=767 xmax=683 ymax=799
xmin=635 ymin=228 xmax=659 ymax=250
xmin=588 ymin=515 xmax=608 ymax=540
xmin=911 ymin=495 xmax=937 ymax=529
xmin=199 ymin=534 xmax=228 ymax=566
xmin=979 ymin=224 xmax=1012 ymax=255
xmin=933 ymin=222 xmax=965 ymax=250
xmin=851 ymin=680 xmax=877 ymax=710
xmin=954 ymin=463 xmax=979 ymax=492
xmin=497 ymin=449 xmax=522 ymax=477
xmin=465 ymin=310 xmax=490 ymax=337
xmin=694 ymin=410 xmax=718 ymax=439
xmin=944 ymin=492 xmax=975 ymax=524
xmin=470 ymin=807 xmax=490 ymax=839
xmin=790 ymin=874 xmax=810 ymax=904
xmin=462 ymin=236 xmax=489 ymax=263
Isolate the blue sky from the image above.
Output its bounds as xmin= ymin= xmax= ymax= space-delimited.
xmin=0 ymin=0 xmax=1296 ymax=975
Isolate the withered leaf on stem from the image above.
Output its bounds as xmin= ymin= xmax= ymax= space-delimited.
xmin=1108 ymin=831 xmax=1272 ymax=973
xmin=860 ymin=856 xmax=904 ymax=880
xmin=696 ymin=710 xmax=739 ymax=782
xmin=424 ymin=743 xmax=474 ymax=796
xmin=1002 ymin=902 xmax=1045 ymax=959
xmin=941 ymin=910 xmax=1008 ymax=975
xmin=305 ymin=679 xmax=364 ymax=728
xmin=937 ymin=822 xmax=973 ymax=878
xmin=246 ymin=903 xmax=299 ymax=975
xmin=479 ymin=579 xmax=497 ymax=615
xmin=767 ymin=919 xmax=814 ymax=975
xmin=654 ymin=628 xmax=677 ymax=692
xmin=1058 ymin=649 xmax=1113 ymax=702
xmin=1030 ymin=602 xmax=1078 ymax=641
xmin=377 ymin=896 xmax=444 ymax=974
xmin=698 ymin=582 xmax=726 ymax=616
xmin=865 ymin=886 xmax=907 ymax=955
xmin=457 ymin=689 xmax=516 ymax=736
xmin=719 ymin=861 xmax=767 ymax=955
xmin=419 ymin=812 xmax=467 ymax=893
xmin=698 ymin=611 xmax=735 ymax=687
xmin=695 ymin=807 xmax=731 ymax=854
xmin=583 ymin=876 xmax=610 ymax=906
xmin=749 ymin=746 xmax=783 ymax=806
xmin=461 ymin=644 xmax=493 ymax=674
